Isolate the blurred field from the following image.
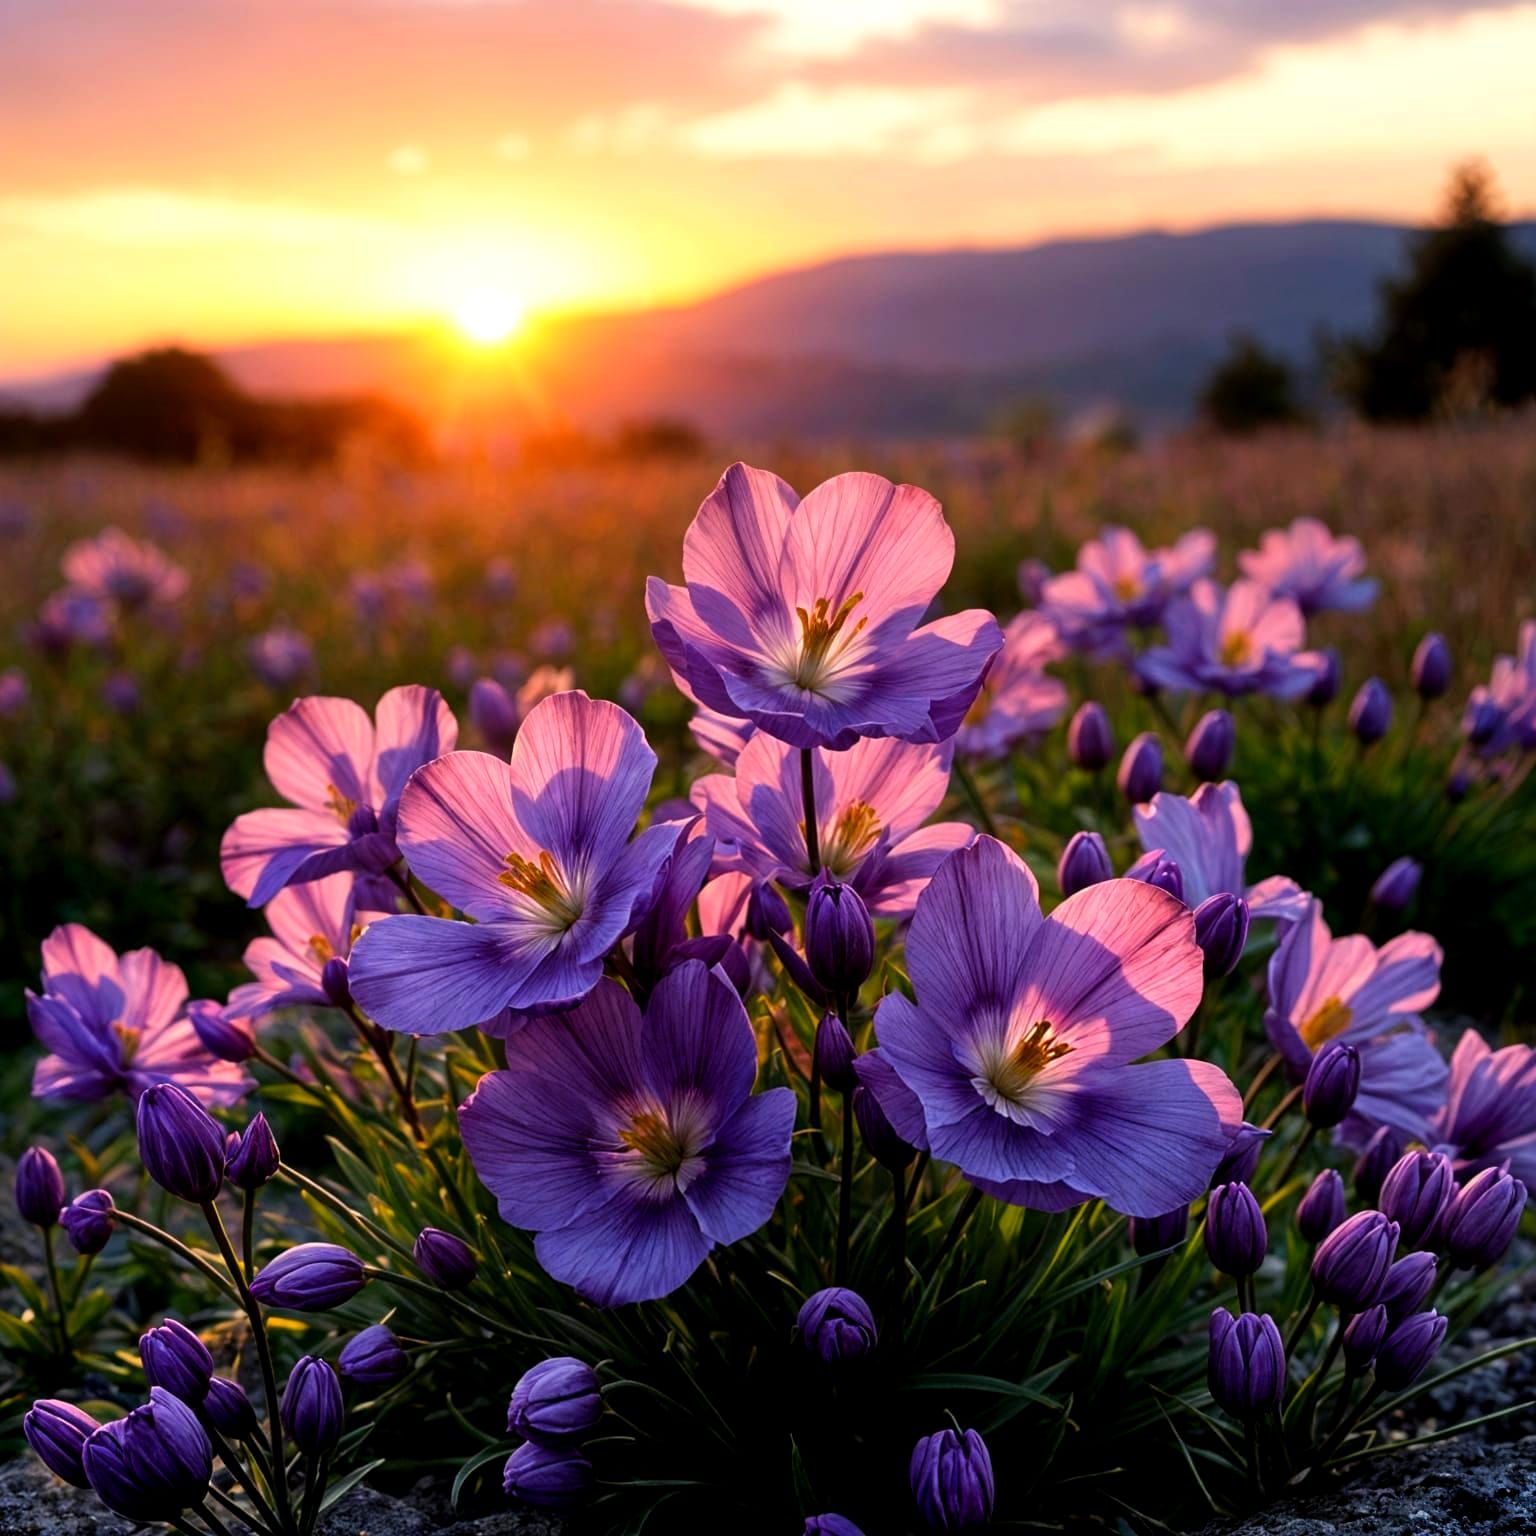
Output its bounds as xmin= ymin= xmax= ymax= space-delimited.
xmin=2 ymin=418 xmax=1534 ymax=1044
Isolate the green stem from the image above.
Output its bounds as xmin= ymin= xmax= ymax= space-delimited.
xmin=934 ymin=1186 xmax=984 ymax=1272
xmin=1284 ymin=1289 xmax=1322 ymax=1358
xmin=111 ymin=1209 xmax=242 ymax=1304
xmin=952 ymin=756 xmax=999 ymax=838
xmin=277 ymin=1164 xmax=414 ymax=1264
xmin=207 ymin=1428 xmax=281 ymax=1535
xmin=835 ymin=1097 xmax=855 ymax=1285
xmin=1243 ymin=1052 xmax=1283 ymax=1112
xmin=346 ymin=1004 xmax=423 ymax=1140
xmin=387 ymin=862 xmax=428 ymax=915
xmin=299 ymin=1453 xmax=329 ymax=1536
xmin=800 ymin=747 xmax=821 ymax=873
xmin=42 ymin=1228 xmax=71 ymax=1357
xmin=1274 ymin=1122 xmax=1319 ymax=1190
xmin=1258 ymin=1083 xmax=1302 ymax=1132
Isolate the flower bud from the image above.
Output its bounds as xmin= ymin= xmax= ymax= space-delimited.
xmin=469 ymin=677 xmax=519 ymax=756
xmin=1129 ymin=1205 xmax=1189 ymax=1257
xmin=339 ymin=1325 xmax=409 ymax=1389
xmin=1370 ymin=857 xmax=1422 ymax=913
xmin=804 ymin=875 xmax=875 ymax=996
xmin=1352 ymin=1126 xmax=1402 ymax=1205
xmin=1302 ymin=1042 xmax=1360 ymax=1129
xmin=1057 ymin=831 xmax=1112 ymax=897
xmin=1117 ymin=732 xmax=1163 ymax=804
xmin=346 ymin=803 xmax=379 ymax=839
xmin=851 ymin=1085 xmax=916 ymax=1172
xmin=1306 ymin=648 xmax=1341 ymax=707
xmin=503 ymin=1441 xmax=593 ymax=1510
xmin=24 ymin=1399 xmax=100 ymax=1487
xmin=1446 ymin=765 xmax=1473 ymax=802
xmin=1212 ymin=1123 xmax=1270 ymax=1188
xmin=321 ymin=956 xmax=353 ymax=1009
xmin=805 ymin=1517 xmax=865 ymax=1536
xmin=1378 ymin=1251 xmax=1437 ymax=1321
xmin=1465 ymin=696 xmax=1504 ymax=747
xmin=1411 ymin=633 xmax=1451 ymax=700
xmin=1443 ymin=1166 xmax=1527 ymax=1271
xmin=15 ymin=1146 xmax=65 ymax=1227
xmin=188 ymin=1000 xmax=255 ymax=1063
xmin=225 ymin=1114 xmax=280 ymax=1191
xmin=1378 ymin=1149 xmax=1455 ymax=1249
xmin=413 ymin=1226 xmax=477 ymax=1290
xmin=1067 ymin=702 xmax=1114 ymax=770
xmin=1342 ymin=1304 xmax=1389 ymax=1373
xmin=909 ymin=1427 xmax=994 ymax=1533
xmin=1185 ymin=709 xmax=1236 ymax=781
xmin=1207 ymin=1309 xmax=1285 ymax=1417
xmin=507 ymin=1357 xmax=603 ymax=1444
xmin=1297 ymin=1169 xmax=1346 ymax=1244
xmin=745 ymin=880 xmax=793 ymax=940
xmin=1194 ymin=893 xmax=1249 ymax=978
xmin=202 ymin=1377 xmax=258 ymax=1438
xmin=798 ymin=1287 xmax=878 ymax=1364
xmin=140 ymin=1319 xmax=214 ymax=1405
xmin=250 ymin=1242 xmax=366 ymax=1312
xmin=61 ymin=1188 xmax=116 ymax=1255
xmin=1312 ymin=1210 xmax=1399 ymax=1309
xmin=1125 ymin=849 xmax=1184 ymax=902
xmin=82 ymin=1388 xmax=212 ymax=1521
xmin=814 ymin=1014 xmax=858 ymax=1096
xmin=1374 ymin=1309 xmax=1448 ymax=1391
xmin=137 ymin=1084 xmax=225 ymax=1204
xmin=281 ymin=1356 xmax=344 ymax=1456
xmin=1349 ymin=677 xmax=1393 ymax=744
xmin=1205 ymin=1182 xmax=1267 ymax=1277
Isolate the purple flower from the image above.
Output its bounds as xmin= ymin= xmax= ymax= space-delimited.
xmin=348 ymin=691 xmax=675 ymax=1034
xmin=1378 ymin=1149 xmax=1455 ymax=1249
xmin=1303 ymin=1042 xmax=1361 ymax=1129
xmin=1379 ymin=1252 xmax=1437 ymax=1320
xmin=1411 ymin=633 xmax=1451 ymax=700
xmin=909 ymin=1426 xmax=995 ymax=1533
xmin=1434 ymin=1030 xmax=1536 ymax=1185
xmin=1042 ymin=525 xmax=1214 ymax=650
xmin=1194 ymin=894 xmax=1250 ymax=978
xmin=469 ymin=677 xmax=520 ymax=755
xmin=1264 ymin=900 xmax=1447 ymax=1146
xmin=798 ymin=1287 xmax=878 ymax=1363
xmin=1125 ymin=850 xmax=1184 ymax=901
xmin=692 ymin=730 xmax=973 ymax=919
xmin=1297 ymin=1169 xmax=1346 ymax=1243
xmin=814 ymin=1013 xmax=859 ymax=1095
xmin=1185 ymin=709 xmax=1235 ymax=782
xmin=1135 ymin=781 xmax=1308 ymax=925
xmin=282 ymin=1357 xmax=344 ymax=1455
xmin=1353 ymin=1126 xmax=1403 ymax=1204
xmin=1205 ymin=1182 xmax=1266 ymax=1277
xmin=1374 ymin=1309 xmax=1447 ymax=1390
xmin=1212 ymin=1123 xmax=1270 ymax=1187
xmin=1237 ymin=518 xmax=1377 ymax=615
xmin=953 ymin=611 xmax=1067 ymax=759
xmin=31 ymin=588 xmax=112 ymax=655
xmin=1207 ymin=1309 xmax=1285 ymax=1416
xmin=26 ymin=925 xmax=250 ymax=1105
xmin=62 ymin=527 xmax=188 ymax=610
xmin=225 ymin=1113 xmax=280 ymax=1190
xmin=1349 ymin=678 xmax=1393 ymax=744
xmin=646 ymin=462 xmax=1002 ymax=751
xmin=203 ymin=1378 xmax=257 ymax=1438
xmin=1370 ymin=857 xmax=1422 ymax=912
xmin=247 ymin=625 xmax=314 ymax=689
xmin=806 ymin=1517 xmax=865 ymax=1535
xmin=804 ymin=874 xmax=875 ymax=995
xmin=250 ymin=1243 xmax=366 ymax=1311
xmin=137 ymin=1084 xmax=226 ymax=1203
xmin=61 ymin=1189 xmax=116 ymax=1255
xmin=1138 ymin=579 xmax=1322 ymax=699
xmin=508 ymin=1358 xmax=603 ymax=1444
xmin=1463 ymin=621 xmax=1536 ymax=756
xmin=1312 ymin=1210 xmax=1399 ymax=1309
xmin=140 ymin=1319 xmax=213 ymax=1404
xmin=15 ymin=1146 xmax=65 ymax=1227
xmin=1307 ymin=647 xmax=1342 ymax=707
xmin=1342 ymin=1305 xmax=1389 ymax=1372
xmin=0 ymin=666 xmax=29 ymax=717
xmin=1442 ymin=1167 xmax=1527 ymax=1270
xmin=340 ymin=1325 xmax=409 ymax=1388
xmin=413 ymin=1227 xmax=477 ymax=1290
xmin=81 ymin=1387 xmax=211 ymax=1521
xmin=851 ymin=1076 xmax=919 ymax=1170
xmin=221 ymin=685 xmax=458 ymax=907
xmin=873 ymin=837 xmax=1241 ymax=1217
xmin=689 ymin=706 xmax=756 ymax=767
xmin=25 ymin=1399 xmax=100 ymax=1487
xmin=1057 ymin=831 xmax=1112 ymax=897
xmin=503 ymin=1441 xmax=592 ymax=1510
xmin=1117 ymin=731 xmax=1163 ymax=804
xmin=459 ymin=964 xmax=795 ymax=1305
xmin=1066 ymin=701 xmax=1115 ymax=770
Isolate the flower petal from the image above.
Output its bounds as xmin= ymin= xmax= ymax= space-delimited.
xmin=263 ymin=696 xmax=375 ymax=812
xmin=221 ymin=807 xmax=349 ymax=907
xmin=372 ymin=684 xmax=458 ymax=832
xmin=640 ymin=960 xmax=757 ymax=1120
xmin=535 ymin=1189 xmax=712 ymax=1307
xmin=683 ymin=1088 xmax=795 ymax=1245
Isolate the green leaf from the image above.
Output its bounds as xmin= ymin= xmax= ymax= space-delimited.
xmin=318 ymin=1457 xmax=386 ymax=1513
xmin=451 ymin=1445 xmax=508 ymax=1508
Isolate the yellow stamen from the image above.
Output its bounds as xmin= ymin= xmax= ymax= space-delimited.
xmin=112 ymin=1021 xmax=140 ymax=1063
xmin=618 ymin=1106 xmax=704 ymax=1194
xmin=820 ymin=799 xmax=882 ymax=872
xmin=498 ymin=850 xmax=584 ymax=928
xmin=325 ymin=783 xmax=357 ymax=824
xmin=1113 ymin=575 xmax=1141 ymax=601
xmin=1220 ymin=630 xmax=1255 ymax=667
xmin=1300 ymin=995 xmax=1354 ymax=1049
xmin=307 ymin=934 xmax=335 ymax=965
xmin=792 ymin=592 xmax=867 ymax=692
xmin=980 ymin=1020 xmax=1073 ymax=1109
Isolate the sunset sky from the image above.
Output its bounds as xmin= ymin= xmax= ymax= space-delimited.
xmin=4 ymin=0 xmax=1535 ymax=376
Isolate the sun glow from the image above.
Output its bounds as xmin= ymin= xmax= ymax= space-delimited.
xmin=451 ymin=287 xmax=525 ymax=346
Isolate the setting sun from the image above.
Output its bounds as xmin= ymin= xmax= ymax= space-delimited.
xmin=451 ymin=288 xmax=525 ymax=346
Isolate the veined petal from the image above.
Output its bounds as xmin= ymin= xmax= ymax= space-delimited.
xmin=264 ymin=872 xmax=357 ymax=962
xmin=38 ymin=923 xmax=123 ymax=1030
xmin=26 ymin=990 xmax=120 ymax=1076
xmin=534 ymin=1190 xmax=711 ymax=1307
xmin=263 ymin=696 xmax=374 ymax=813
xmin=117 ymin=948 xmax=190 ymax=1036
xmin=221 ymin=807 xmax=349 ymax=907
xmin=372 ymin=684 xmax=458 ymax=831
xmin=640 ymin=961 xmax=758 ymax=1121
xmin=683 ymin=1088 xmax=795 ymax=1245
xmin=1349 ymin=930 xmax=1443 ymax=1027
xmin=866 ymin=821 xmax=976 ymax=918
xmin=681 ymin=462 xmax=800 ymax=635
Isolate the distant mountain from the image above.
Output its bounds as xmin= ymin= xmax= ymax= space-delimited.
xmin=7 ymin=219 xmax=1535 ymax=438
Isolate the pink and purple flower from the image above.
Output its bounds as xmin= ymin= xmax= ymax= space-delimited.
xmin=953 ymin=611 xmax=1068 ymax=760
xmin=61 ymin=527 xmax=188 ymax=611
xmin=1434 ymin=1031 xmax=1536 ymax=1185
xmin=1238 ymin=518 xmax=1377 ymax=615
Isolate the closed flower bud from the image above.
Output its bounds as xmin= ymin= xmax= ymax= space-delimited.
xmin=320 ymin=956 xmax=353 ymax=1009
xmin=224 ymin=1114 xmax=279 ymax=1191
xmin=1306 ymin=648 xmax=1341 ymax=708
xmin=1374 ymin=1309 xmax=1448 ymax=1391
xmin=469 ymin=677 xmax=519 ymax=756
xmin=503 ymin=1440 xmax=593 ymax=1510
xmin=1125 ymin=849 xmax=1184 ymax=901
xmin=15 ymin=1146 xmax=65 ymax=1227
xmin=137 ymin=1083 xmax=225 ymax=1204
xmin=1057 ymin=831 xmax=1112 ymax=897
xmin=24 ymin=1399 xmax=100 ymax=1487
xmin=507 ymin=1357 xmax=603 ymax=1444
xmin=202 ymin=1377 xmax=258 ymax=1438
xmin=745 ymin=880 xmax=793 ymax=940
xmin=82 ymin=1388 xmax=212 ymax=1521
xmin=1212 ymin=1123 xmax=1270 ymax=1188
xmin=1185 ymin=709 xmax=1236 ymax=781
xmin=814 ymin=1014 xmax=858 ymax=1096
xmin=1117 ymin=732 xmax=1163 ymax=804
xmin=61 ymin=1189 xmax=116 ymax=1255
xmin=1443 ymin=1167 xmax=1527 ymax=1271
xmin=1067 ymin=702 xmax=1114 ymax=770
xmin=909 ymin=1427 xmax=995 ymax=1533
xmin=1378 ymin=1251 xmax=1438 ymax=1321
xmin=1370 ymin=857 xmax=1422 ymax=913
xmin=798 ymin=1287 xmax=878 ymax=1364
xmin=1342 ymin=1304 xmax=1389 ymax=1373
xmin=1446 ymin=765 xmax=1473 ymax=803
xmin=804 ymin=874 xmax=875 ymax=996
xmin=1379 ymin=1149 xmax=1455 ymax=1249
xmin=187 ymin=1000 xmax=254 ymax=1063
xmin=281 ymin=1356 xmax=344 ymax=1456
xmin=805 ymin=1517 xmax=865 ymax=1536
xmin=1297 ymin=1169 xmax=1347 ymax=1244
xmin=1194 ymin=892 xmax=1249 ymax=978
xmin=413 ymin=1227 xmax=477 ymax=1290
xmin=1205 ymin=1182 xmax=1267 ymax=1277
xmin=1349 ymin=677 xmax=1393 ymax=744
xmin=1303 ymin=1042 xmax=1360 ymax=1129
xmin=339 ymin=1325 xmax=409 ymax=1389
xmin=1411 ymin=633 xmax=1451 ymax=700
xmin=1465 ymin=697 xmax=1504 ymax=747
xmin=1352 ymin=1126 xmax=1402 ymax=1205
xmin=1207 ymin=1309 xmax=1285 ymax=1417
xmin=852 ymin=1085 xmax=917 ymax=1171
xmin=250 ymin=1242 xmax=365 ymax=1312
xmin=1129 ymin=1205 xmax=1189 ymax=1256
xmin=140 ymin=1319 xmax=213 ymax=1404
xmin=1312 ymin=1210 xmax=1399 ymax=1309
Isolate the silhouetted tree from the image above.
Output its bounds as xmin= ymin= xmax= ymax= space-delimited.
xmin=75 ymin=348 xmax=255 ymax=462
xmin=1337 ymin=161 xmax=1536 ymax=421
xmin=1199 ymin=334 xmax=1307 ymax=435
